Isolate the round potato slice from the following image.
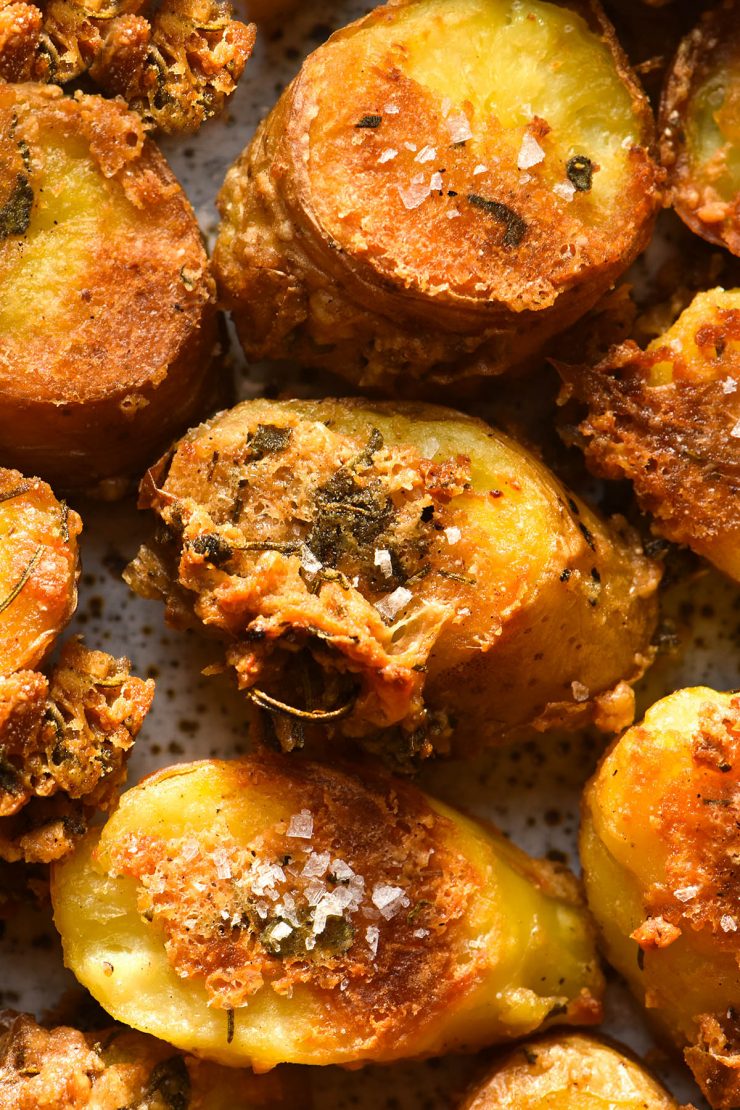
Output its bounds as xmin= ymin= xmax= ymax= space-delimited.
xmin=52 ymin=756 xmax=604 ymax=1070
xmin=214 ymin=0 xmax=661 ymax=389
xmin=660 ymin=0 xmax=740 ymax=254
xmin=125 ymin=398 xmax=660 ymax=759
xmin=0 ymin=466 xmax=80 ymax=676
xmin=581 ymin=687 xmax=740 ymax=1110
xmin=558 ymin=287 xmax=740 ymax=582
xmin=0 ymin=84 xmax=218 ymax=494
xmin=459 ymin=1032 xmax=680 ymax=1108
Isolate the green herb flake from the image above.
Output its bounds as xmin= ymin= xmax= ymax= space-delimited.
xmin=246 ymin=423 xmax=293 ymax=461
xmin=0 ymin=172 xmax=33 ymax=239
xmin=467 ymin=194 xmax=527 ymax=247
xmin=145 ymin=1055 xmax=191 ymax=1110
xmin=566 ymin=155 xmax=594 ymax=192
xmin=355 ymin=114 xmax=382 ymax=129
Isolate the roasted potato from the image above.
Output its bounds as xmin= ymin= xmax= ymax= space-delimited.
xmin=52 ymin=755 xmax=604 ymax=1070
xmin=0 ymin=467 xmax=80 ymax=676
xmin=0 ymin=0 xmax=256 ymax=134
xmin=125 ymin=398 xmax=660 ymax=760
xmin=581 ymin=687 xmax=740 ymax=1110
xmin=660 ymin=0 xmax=740 ymax=255
xmin=0 ymin=84 xmax=218 ymax=494
xmin=458 ymin=1032 xmax=681 ymax=1108
xmin=558 ymin=287 xmax=740 ymax=582
xmin=0 ymin=1010 xmax=302 ymax=1108
xmin=0 ymin=637 xmax=154 ymax=864
xmin=214 ymin=0 xmax=661 ymax=389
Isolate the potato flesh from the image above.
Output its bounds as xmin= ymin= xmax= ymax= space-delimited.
xmin=460 ymin=1033 xmax=679 ymax=1109
xmin=581 ymin=688 xmax=740 ymax=1107
xmin=126 ymin=398 xmax=659 ymax=754
xmin=0 ymin=468 xmax=79 ymax=675
xmin=52 ymin=758 xmax=603 ymax=1070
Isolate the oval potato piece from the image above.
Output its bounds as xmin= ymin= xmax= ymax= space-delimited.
xmin=660 ymin=0 xmax=740 ymax=254
xmin=459 ymin=1032 xmax=681 ymax=1108
xmin=125 ymin=398 xmax=660 ymax=758
xmin=558 ymin=288 xmax=740 ymax=582
xmin=581 ymin=687 xmax=740 ymax=1110
xmin=52 ymin=756 xmax=604 ymax=1070
xmin=214 ymin=0 xmax=661 ymax=389
xmin=0 ymin=1010 xmax=303 ymax=1108
xmin=0 ymin=84 xmax=218 ymax=493
xmin=0 ymin=466 xmax=80 ymax=676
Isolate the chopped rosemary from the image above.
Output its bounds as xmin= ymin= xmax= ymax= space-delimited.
xmin=0 ymin=171 xmax=33 ymax=239
xmin=467 ymin=194 xmax=527 ymax=247
xmin=566 ymin=155 xmax=594 ymax=192
xmin=0 ymin=546 xmax=42 ymax=614
xmin=355 ymin=114 xmax=382 ymax=129
xmin=438 ymin=568 xmax=476 ymax=586
xmin=226 ymin=1009 xmax=235 ymax=1044
xmin=59 ymin=501 xmax=70 ymax=544
xmin=248 ymin=687 xmax=355 ymax=721
xmin=0 ymin=482 xmax=30 ymax=504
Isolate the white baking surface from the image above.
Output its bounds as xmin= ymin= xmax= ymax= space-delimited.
xmin=1 ymin=4 xmax=737 ymax=1106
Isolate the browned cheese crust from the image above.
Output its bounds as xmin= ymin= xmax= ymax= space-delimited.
xmin=660 ymin=0 xmax=740 ymax=254
xmin=0 ymin=0 xmax=256 ymax=133
xmin=0 ymin=84 xmax=218 ymax=492
xmin=214 ymin=0 xmax=661 ymax=389
xmin=0 ymin=638 xmax=154 ymax=863
xmin=557 ymin=294 xmax=740 ymax=580
xmin=0 ymin=1011 xmax=301 ymax=1108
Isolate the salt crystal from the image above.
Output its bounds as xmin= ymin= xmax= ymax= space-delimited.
xmin=313 ymin=889 xmax=352 ymax=935
xmin=250 ymin=861 xmax=286 ymax=898
xmin=378 ymin=148 xmax=398 ymax=164
xmin=404 ymin=141 xmax=417 ymax=152
xmin=211 ymin=849 xmax=232 ymax=880
xmin=722 ymin=377 xmax=737 ymax=394
xmin=304 ymin=935 xmax=316 ymax=951
xmin=571 ymin=681 xmax=590 ymax=703
xmin=375 ymin=587 xmax=413 ymax=622
xmin=473 ymin=163 xmax=487 ymax=176
xmin=277 ymin=893 xmax=301 ymax=927
xmin=193 ymin=881 xmax=206 ymax=892
xmin=519 ymin=173 xmax=532 ymax=184
xmin=270 ymin=921 xmax=293 ymax=942
xmin=447 ymin=210 xmax=461 ymax=220
xmin=254 ymin=900 xmax=270 ymax=919
xmin=339 ymin=977 xmax=349 ymax=991
xmin=181 ymin=837 xmax=199 ymax=862
xmin=374 ymin=549 xmax=393 ymax=578
xmin=397 ymin=180 xmax=430 ymax=211
xmin=385 ymin=103 xmax=400 ymax=115
xmin=415 ymin=145 xmax=436 ymax=164
xmin=302 ymin=851 xmax=332 ymax=878
xmin=366 ymin=925 xmax=380 ymax=957
xmin=445 ymin=526 xmax=461 ymax=546
xmin=721 ymin=915 xmax=738 ymax=932
xmin=446 ymin=110 xmax=473 ymax=144
xmin=287 ymin=810 xmax=314 ymax=839
xmin=674 ymin=885 xmax=700 ymax=902
xmin=371 ymin=883 xmax=410 ymax=920
xmin=731 ymin=418 xmax=740 ymax=439
xmin=413 ymin=928 xmax=429 ymax=939
xmin=430 ymin=171 xmax=444 ymax=192
xmin=300 ymin=547 xmax=322 ymax=575
xmin=305 ymin=879 xmax=327 ymax=906
xmin=440 ymin=97 xmax=452 ymax=118
xmin=517 ymin=132 xmax=546 ymax=170
xmin=331 ymin=858 xmax=355 ymax=881
xmin=553 ymin=181 xmax=576 ymax=202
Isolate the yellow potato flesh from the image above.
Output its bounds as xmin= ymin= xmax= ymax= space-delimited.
xmin=687 ymin=60 xmax=740 ymax=204
xmin=52 ymin=759 xmax=603 ymax=1070
xmin=646 ymin=289 xmax=740 ymax=386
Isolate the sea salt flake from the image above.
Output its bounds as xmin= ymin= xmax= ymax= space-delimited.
xmin=553 ymin=181 xmax=576 ymax=202
xmin=429 ymin=171 xmax=444 ymax=192
xmin=447 ymin=210 xmax=461 ymax=220
xmin=517 ymin=132 xmax=545 ymax=170
xmin=413 ymin=928 xmax=429 ymax=939
xmin=571 ymin=680 xmax=590 ymax=703
xmin=722 ymin=377 xmax=737 ymax=394
xmin=731 ymin=418 xmax=740 ymax=439
xmin=211 ymin=849 xmax=232 ymax=880
xmin=445 ymin=526 xmax=461 ymax=546
xmin=313 ymin=890 xmax=352 ymax=935
xmin=473 ymin=163 xmax=487 ymax=176
xmin=276 ymin=893 xmax=301 ymax=927
xmin=300 ymin=547 xmax=322 ymax=575
xmin=180 ymin=837 xmax=199 ymax=862
xmin=721 ymin=915 xmax=738 ymax=932
xmin=397 ymin=180 xmax=429 ymax=211
xmin=674 ymin=885 xmax=700 ymax=902
xmin=371 ymin=883 xmax=410 ymax=920
xmin=415 ymin=144 xmax=436 ymax=163
xmin=302 ymin=851 xmax=332 ymax=878
xmin=378 ymin=148 xmax=398 ymax=164
xmin=446 ymin=110 xmax=473 ymax=144
xmin=339 ymin=977 xmax=349 ymax=991
xmin=269 ymin=921 xmax=293 ymax=943
xmin=305 ymin=879 xmax=327 ymax=906
xmin=375 ymin=587 xmax=413 ymax=622
xmin=287 ymin=810 xmax=313 ymax=839
xmin=366 ymin=925 xmax=380 ymax=957
xmin=385 ymin=103 xmax=400 ymax=115
xmin=331 ymin=859 xmax=355 ymax=882
xmin=404 ymin=141 xmax=417 ymax=152
xmin=374 ymin=549 xmax=393 ymax=578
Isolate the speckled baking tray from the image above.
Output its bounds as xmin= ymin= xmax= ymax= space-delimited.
xmin=2 ymin=3 xmax=737 ymax=1106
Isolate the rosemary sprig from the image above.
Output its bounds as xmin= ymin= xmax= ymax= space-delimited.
xmin=0 ymin=547 xmax=42 ymax=615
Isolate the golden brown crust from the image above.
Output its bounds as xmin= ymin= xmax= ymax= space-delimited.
xmin=0 ymin=1011 xmax=301 ymax=1108
xmin=660 ymin=0 xmax=740 ymax=254
xmin=0 ymin=84 xmax=218 ymax=493
xmin=0 ymin=638 xmax=154 ymax=863
xmin=214 ymin=0 xmax=661 ymax=389
xmin=0 ymin=0 xmax=256 ymax=133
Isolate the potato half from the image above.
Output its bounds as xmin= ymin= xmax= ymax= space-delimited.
xmin=0 ymin=466 xmax=80 ymax=676
xmin=214 ymin=0 xmax=661 ymax=389
xmin=0 ymin=84 xmax=218 ymax=494
xmin=458 ymin=1032 xmax=680 ymax=1108
xmin=125 ymin=398 xmax=660 ymax=760
xmin=0 ymin=1011 xmax=301 ymax=1108
xmin=581 ymin=687 xmax=740 ymax=1110
xmin=52 ymin=756 xmax=604 ymax=1069
xmin=660 ymin=0 xmax=740 ymax=255
xmin=558 ymin=287 xmax=740 ymax=582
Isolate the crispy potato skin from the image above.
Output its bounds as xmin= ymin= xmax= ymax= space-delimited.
xmin=0 ymin=84 xmax=218 ymax=494
xmin=214 ymin=0 xmax=661 ymax=389
xmin=0 ymin=1011 xmax=301 ymax=1109
xmin=125 ymin=399 xmax=659 ymax=759
xmin=0 ymin=638 xmax=154 ymax=864
xmin=660 ymin=0 xmax=740 ymax=254
xmin=459 ymin=1033 xmax=681 ymax=1108
xmin=580 ymin=688 xmax=740 ymax=1110
xmin=51 ymin=756 xmax=604 ymax=1069
xmin=558 ymin=288 xmax=740 ymax=581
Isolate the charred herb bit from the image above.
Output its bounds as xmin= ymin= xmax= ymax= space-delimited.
xmin=308 ymin=468 xmax=394 ymax=568
xmin=0 ymin=751 xmax=21 ymax=796
xmin=467 ymin=194 xmax=527 ymax=248
xmin=577 ymin=520 xmax=596 ymax=552
xmin=545 ymin=1001 xmax=569 ymax=1019
xmin=318 ymin=915 xmax=355 ymax=955
xmin=637 ymin=945 xmax=645 ymax=971
xmin=0 ymin=546 xmax=42 ymax=615
xmin=187 ymin=532 xmax=233 ymax=567
xmin=438 ymin=568 xmax=476 ymax=586
xmin=226 ymin=1009 xmax=235 ymax=1046
xmin=348 ymin=427 xmax=384 ymax=471
xmin=144 ymin=1054 xmax=191 ymax=1110
xmin=355 ymin=114 xmax=382 ymax=129
xmin=566 ymin=155 xmax=594 ymax=193
xmin=522 ymin=1046 xmax=539 ymax=1066
xmin=0 ymin=172 xmax=34 ymax=239
xmin=59 ymin=501 xmax=70 ymax=544
xmin=0 ymin=482 xmax=30 ymax=505
xmin=245 ymin=423 xmax=293 ymax=462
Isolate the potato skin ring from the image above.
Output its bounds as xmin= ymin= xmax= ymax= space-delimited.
xmin=0 ymin=1010 xmax=302 ymax=1108
xmin=660 ymin=0 xmax=740 ymax=254
xmin=0 ymin=84 xmax=218 ymax=494
xmin=125 ymin=398 xmax=660 ymax=758
xmin=214 ymin=0 xmax=661 ymax=389
xmin=580 ymin=687 xmax=740 ymax=1110
xmin=558 ymin=287 xmax=740 ymax=582
xmin=458 ymin=1032 xmax=680 ymax=1108
xmin=51 ymin=755 xmax=604 ymax=1070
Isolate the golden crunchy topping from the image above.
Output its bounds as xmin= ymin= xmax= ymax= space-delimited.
xmin=0 ymin=638 xmax=154 ymax=863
